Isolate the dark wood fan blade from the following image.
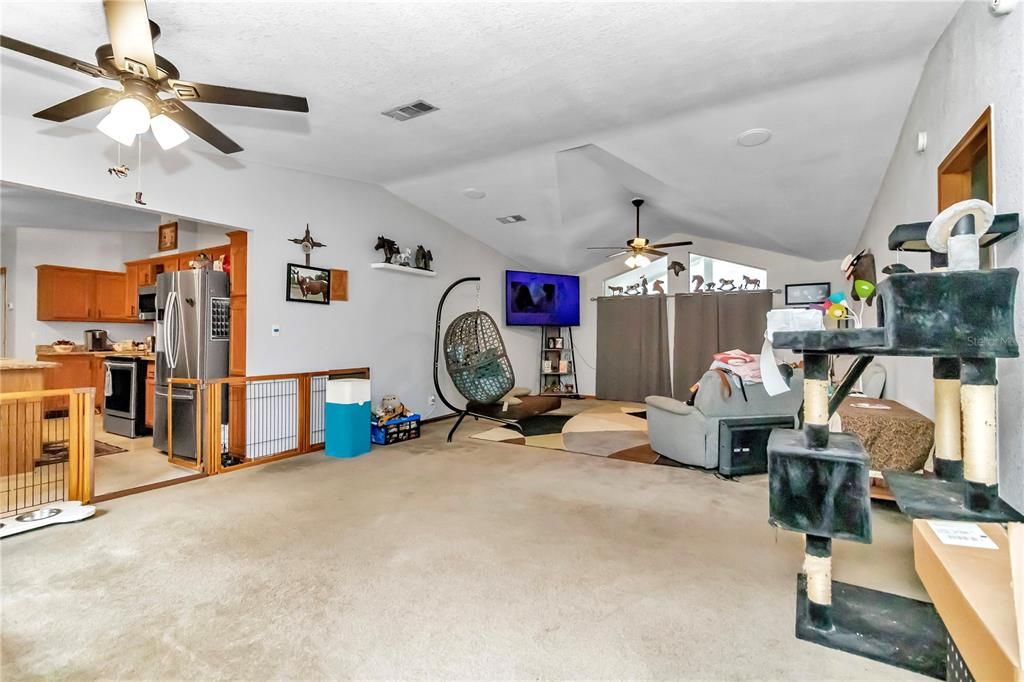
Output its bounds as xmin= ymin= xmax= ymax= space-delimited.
xmin=103 ymin=0 xmax=157 ymax=79
xmin=587 ymin=246 xmax=629 ymax=250
xmin=642 ymin=249 xmax=668 ymax=258
xmin=648 ymin=241 xmax=693 ymax=249
xmin=34 ymin=87 xmax=121 ymax=122
xmin=160 ymin=100 xmax=242 ymax=154
xmin=604 ymin=251 xmax=629 ymax=259
xmin=166 ymin=80 xmax=309 ymax=112
xmin=0 ymin=35 xmax=104 ymax=77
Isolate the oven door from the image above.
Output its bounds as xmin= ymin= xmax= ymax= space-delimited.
xmin=104 ymin=360 xmax=138 ymax=419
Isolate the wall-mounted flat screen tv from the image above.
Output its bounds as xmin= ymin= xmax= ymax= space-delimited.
xmin=505 ymin=270 xmax=580 ymax=326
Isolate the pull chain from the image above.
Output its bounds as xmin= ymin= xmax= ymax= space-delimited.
xmin=475 ymin=282 xmax=481 ymax=311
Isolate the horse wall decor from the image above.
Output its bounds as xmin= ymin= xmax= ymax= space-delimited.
xmin=741 ymin=274 xmax=761 ymax=289
xmin=375 ymin=236 xmax=400 ymax=264
xmin=286 ymin=264 xmax=331 ymax=305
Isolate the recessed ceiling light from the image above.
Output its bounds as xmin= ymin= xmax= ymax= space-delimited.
xmin=463 ymin=188 xmax=486 ymax=199
xmin=737 ymin=128 xmax=773 ymax=147
xmin=496 ymin=215 xmax=526 ymax=224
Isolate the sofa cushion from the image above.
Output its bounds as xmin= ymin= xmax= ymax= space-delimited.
xmin=645 ymin=395 xmax=696 ymax=416
xmin=468 ymin=395 xmax=562 ymax=421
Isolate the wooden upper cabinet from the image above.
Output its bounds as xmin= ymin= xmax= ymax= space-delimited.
xmin=137 ymin=262 xmax=157 ymax=287
xmin=124 ymin=264 xmax=139 ymax=320
xmin=37 ymin=266 xmax=96 ymax=321
xmin=94 ymin=271 xmax=127 ymax=321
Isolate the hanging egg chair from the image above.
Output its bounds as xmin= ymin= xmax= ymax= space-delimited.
xmin=444 ymin=311 xmax=515 ymax=404
xmin=434 ymin=277 xmax=523 ymax=441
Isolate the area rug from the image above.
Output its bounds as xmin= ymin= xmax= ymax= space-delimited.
xmin=470 ymin=401 xmax=685 ymax=468
xmin=36 ymin=440 xmax=126 ymax=467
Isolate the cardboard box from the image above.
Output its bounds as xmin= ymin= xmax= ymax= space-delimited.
xmin=913 ymin=520 xmax=1021 ymax=681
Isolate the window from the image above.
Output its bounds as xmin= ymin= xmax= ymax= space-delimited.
xmin=603 ymin=256 xmax=668 ymax=296
xmin=938 ymin=107 xmax=991 ymax=211
xmin=688 ymin=253 xmax=766 ymax=292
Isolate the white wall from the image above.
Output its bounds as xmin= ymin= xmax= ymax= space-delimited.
xmin=1 ymin=226 xmax=155 ymax=357
xmin=853 ymin=3 xmax=1023 ymax=508
xmin=0 ymin=114 xmax=535 ymax=416
xmin=572 ymin=231 xmax=846 ymax=396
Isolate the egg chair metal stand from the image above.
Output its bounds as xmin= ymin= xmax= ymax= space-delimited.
xmin=434 ymin=277 xmax=524 ymax=442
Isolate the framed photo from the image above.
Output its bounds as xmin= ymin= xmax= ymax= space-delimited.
xmin=286 ymin=263 xmax=331 ymax=304
xmin=785 ymin=282 xmax=831 ymax=307
xmin=158 ymin=221 xmax=178 ymax=252
xmin=552 ymin=336 xmax=564 ymax=349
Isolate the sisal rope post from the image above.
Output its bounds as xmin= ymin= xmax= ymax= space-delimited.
xmin=932 ymin=358 xmax=963 ymax=481
xmin=961 ymin=358 xmax=998 ymax=512
xmin=804 ymin=535 xmax=834 ymax=631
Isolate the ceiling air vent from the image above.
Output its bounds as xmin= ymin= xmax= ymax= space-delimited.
xmin=496 ymin=215 xmax=527 ymax=225
xmin=381 ymin=99 xmax=439 ymax=121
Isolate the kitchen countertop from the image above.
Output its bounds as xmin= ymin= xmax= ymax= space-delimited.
xmin=35 ymin=345 xmax=155 ymax=361
xmin=1 ymin=357 xmax=62 ymax=371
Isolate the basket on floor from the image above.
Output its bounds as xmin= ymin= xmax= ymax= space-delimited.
xmin=371 ymin=413 xmax=421 ymax=445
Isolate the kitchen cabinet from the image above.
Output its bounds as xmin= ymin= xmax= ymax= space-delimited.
xmin=38 ymin=354 xmax=104 ymax=412
xmin=124 ymin=264 xmax=139 ymax=320
xmin=37 ymin=266 xmax=96 ymax=321
xmin=136 ymin=262 xmax=158 ymax=287
xmin=145 ymin=361 xmax=155 ymax=428
xmin=228 ymin=231 xmax=247 ymax=297
xmin=95 ymin=271 xmax=127 ymax=321
xmin=37 ymin=266 xmax=141 ymax=323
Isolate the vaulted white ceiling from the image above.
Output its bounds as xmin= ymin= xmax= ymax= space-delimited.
xmin=1 ymin=183 xmax=159 ymax=232
xmin=0 ymin=1 xmax=961 ymax=270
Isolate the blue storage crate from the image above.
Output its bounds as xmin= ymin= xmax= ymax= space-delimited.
xmin=371 ymin=413 xmax=421 ymax=445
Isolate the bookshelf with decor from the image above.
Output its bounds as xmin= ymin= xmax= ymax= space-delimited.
xmin=539 ymin=326 xmax=580 ymax=398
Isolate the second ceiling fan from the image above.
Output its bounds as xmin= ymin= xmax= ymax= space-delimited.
xmin=587 ymin=198 xmax=692 ymax=268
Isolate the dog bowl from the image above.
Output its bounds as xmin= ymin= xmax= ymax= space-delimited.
xmin=15 ymin=508 xmax=62 ymax=522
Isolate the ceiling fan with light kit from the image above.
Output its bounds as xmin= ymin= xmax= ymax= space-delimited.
xmin=1 ymin=0 xmax=309 ymax=154
xmin=587 ymin=198 xmax=693 ymax=268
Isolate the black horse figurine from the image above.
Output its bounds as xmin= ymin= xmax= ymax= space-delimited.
xmin=375 ymin=235 xmax=400 ymax=264
xmin=415 ymin=245 xmax=433 ymax=271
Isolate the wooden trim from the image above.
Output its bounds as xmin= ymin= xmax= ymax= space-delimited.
xmin=90 ymin=472 xmax=207 ymax=503
xmin=298 ymin=375 xmax=311 ymax=453
xmin=421 ymin=412 xmax=457 ymax=424
xmin=938 ymin=106 xmax=993 ymax=211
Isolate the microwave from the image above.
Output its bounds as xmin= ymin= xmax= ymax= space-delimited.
xmin=137 ymin=285 xmax=157 ymax=320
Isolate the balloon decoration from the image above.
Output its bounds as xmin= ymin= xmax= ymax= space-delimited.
xmin=854 ymin=279 xmax=876 ymax=300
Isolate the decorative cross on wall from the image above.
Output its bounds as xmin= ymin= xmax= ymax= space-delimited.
xmin=288 ymin=224 xmax=327 ymax=265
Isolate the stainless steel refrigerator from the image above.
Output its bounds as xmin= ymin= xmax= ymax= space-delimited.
xmin=153 ymin=269 xmax=231 ymax=460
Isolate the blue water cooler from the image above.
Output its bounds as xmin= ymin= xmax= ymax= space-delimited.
xmin=325 ymin=378 xmax=371 ymax=458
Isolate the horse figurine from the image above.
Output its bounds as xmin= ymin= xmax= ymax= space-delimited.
xmin=705 ymin=281 xmax=716 ymax=291
xmin=375 ymin=235 xmax=400 ymax=264
xmin=652 ymin=279 xmax=666 ymax=294
xmin=640 ymin=275 xmax=649 ymax=295
xmin=718 ymin=278 xmax=736 ymax=291
xmin=741 ymin=274 xmax=761 ymax=289
xmin=692 ymin=274 xmax=705 ymax=291
xmin=608 ymin=285 xmax=624 ymax=296
xmin=624 ymin=283 xmax=642 ymax=296
xmin=297 ymin=275 xmax=329 ymax=302
xmin=415 ymin=245 xmax=433 ymax=270
xmin=668 ymin=261 xmax=687 ymax=277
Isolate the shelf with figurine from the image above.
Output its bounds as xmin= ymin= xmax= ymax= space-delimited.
xmin=372 ymin=236 xmax=436 ymax=276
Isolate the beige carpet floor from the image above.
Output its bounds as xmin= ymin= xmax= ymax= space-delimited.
xmin=1 ymin=416 xmax=927 ymax=680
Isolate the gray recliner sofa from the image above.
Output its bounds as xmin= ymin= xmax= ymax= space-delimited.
xmin=646 ymin=370 xmax=804 ymax=468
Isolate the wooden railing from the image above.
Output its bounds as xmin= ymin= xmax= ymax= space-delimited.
xmin=0 ymin=387 xmax=94 ymax=517
xmin=168 ymin=368 xmax=369 ymax=476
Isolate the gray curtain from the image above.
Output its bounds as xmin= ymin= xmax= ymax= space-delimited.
xmin=717 ymin=291 xmax=773 ymax=353
xmin=596 ymin=296 xmax=671 ymax=402
xmin=672 ymin=294 xmax=720 ymax=397
xmin=673 ymin=291 xmax=773 ymax=398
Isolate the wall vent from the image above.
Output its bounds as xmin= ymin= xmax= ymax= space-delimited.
xmin=381 ymin=99 xmax=439 ymax=121
xmin=496 ymin=215 xmax=527 ymax=224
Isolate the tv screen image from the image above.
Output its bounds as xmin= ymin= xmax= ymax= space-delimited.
xmin=505 ymin=270 xmax=580 ymax=326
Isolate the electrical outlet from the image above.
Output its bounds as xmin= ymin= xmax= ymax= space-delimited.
xmin=428 ymin=395 xmax=436 ymax=407
xmin=271 ymin=325 xmax=281 ymax=337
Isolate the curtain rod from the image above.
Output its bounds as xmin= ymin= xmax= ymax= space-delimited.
xmin=590 ymin=288 xmax=782 ymax=301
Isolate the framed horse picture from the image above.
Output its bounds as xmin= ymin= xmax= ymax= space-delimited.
xmin=286 ymin=263 xmax=331 ymax=305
